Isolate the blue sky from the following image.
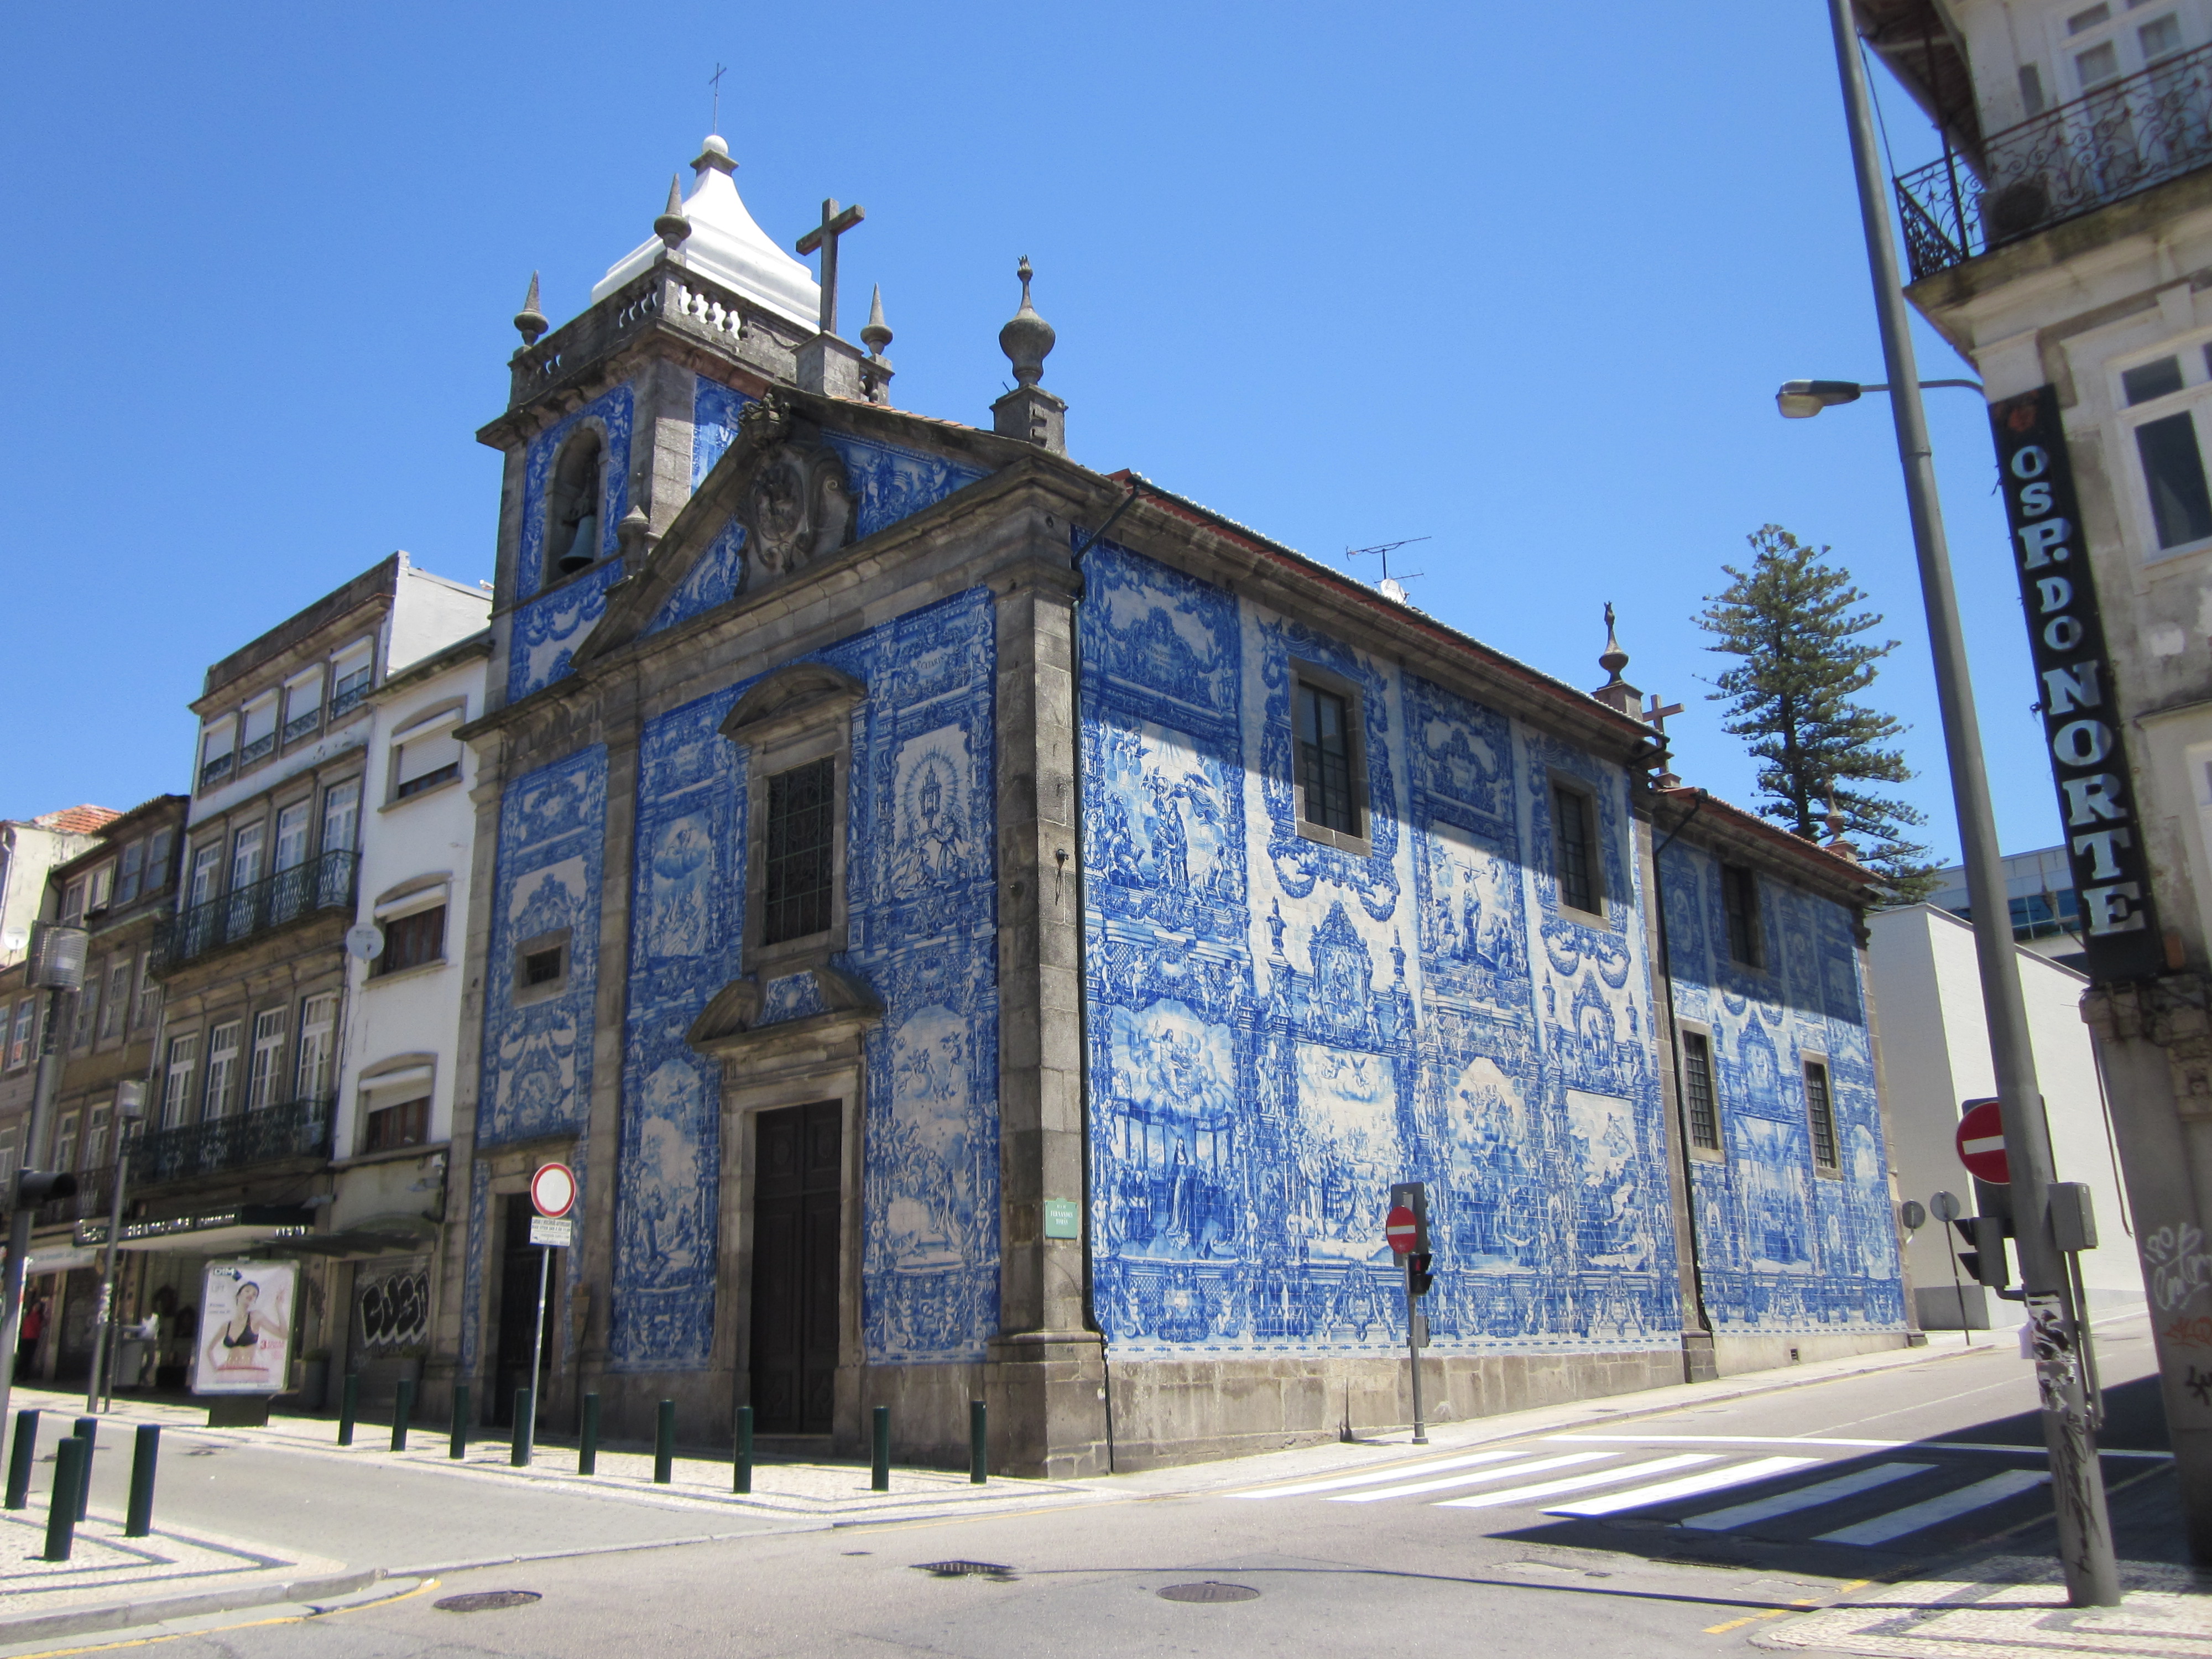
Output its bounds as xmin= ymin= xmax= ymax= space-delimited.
xmin=1 ymin=2 xmax=2045 ymax=864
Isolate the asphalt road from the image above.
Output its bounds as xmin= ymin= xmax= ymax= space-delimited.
xmin=3 ymin=1319 xmax=2183 ymax=1659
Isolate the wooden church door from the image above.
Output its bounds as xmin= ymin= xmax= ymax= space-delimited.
xmin=750 ymin=1102 xmax=841 ymax=1434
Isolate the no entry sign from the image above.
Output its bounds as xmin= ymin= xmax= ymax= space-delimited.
xmin=1384 ymin=1206 xmax=1420 ymax=1254
xmin=531 ymin=1161 xmax=577 ymax=1219
xmin=1955 ymin=1099 xmax=2010 ymax=1186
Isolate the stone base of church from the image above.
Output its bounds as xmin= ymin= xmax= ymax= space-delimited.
xmin=1709 ymin=1328 xmax=1911 ymax=1378
xmin=1097 ymin=1346 xmax=1690 ymax=1473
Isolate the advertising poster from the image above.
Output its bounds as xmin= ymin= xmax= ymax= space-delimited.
xmin=191 ymin=1259 xmax=296 ymax=1395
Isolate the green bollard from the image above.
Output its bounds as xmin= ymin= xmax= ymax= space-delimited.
xmin=510 ymin=1388 xmax=532 ymax=1468
xmin=969 ymin=1399 xmax=988 ymax=1485
xmin=733 ymin=1405 xmax=752 ymax=1495
xmin=125 ymin=1425 xmax=159 ymax=1537
xmin=390 ymin=1379 xmax=414 ymax=1453
xmin=654 ymin=1399 xmax=675 ymax=1484
xmin=44 ymin=1437 xmax=84 ymax=1562
xmin=72 ymin=1420 xmax=95 ymax=1521
xmin=6 ymin=1410 xmax=39 ymax=1510
xmin=450 ymin=1384 xmax=471 ymax=1460
xmin=337 ymin=1374 xmax=359 ymax=1446
xmin=579 ymin=1393 xmax=599 ymax=1476
xmin=871 ymin=1405 xmax=889 ymax=1493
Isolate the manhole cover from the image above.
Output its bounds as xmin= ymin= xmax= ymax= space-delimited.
xmin=435 ymin=1590 xmax=543 ymax=1613
xmin=1157 ymin=1582 xmax=1260 ymax=1603
xmin=913 ymin=1560 xmax=1015 ymax=1579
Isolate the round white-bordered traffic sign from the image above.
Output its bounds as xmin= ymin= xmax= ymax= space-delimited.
xmin=1384 ymin=1205 xmax=1419 ymax=1254
xmin=531 ymin=1161 xmax=577 ymax=1219
xmin=1955 ymin=1098 xmax=2010 ymax=1186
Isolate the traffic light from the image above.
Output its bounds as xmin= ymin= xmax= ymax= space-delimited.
xmin=1950 ymin=1214 xmax=2008 ymax=1288
xmin=14 ymin=1170 xmax=77 ymax=1208
xmin=1407 ymin=1251 xmax=1434 ymax=1297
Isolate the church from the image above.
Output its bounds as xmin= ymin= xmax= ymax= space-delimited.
xmin=432 ymin=132 xmax=1909 ymax=1474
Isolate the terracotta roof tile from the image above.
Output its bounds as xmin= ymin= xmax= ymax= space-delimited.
xmin=29 ymin=805 xmax=122 ymax=835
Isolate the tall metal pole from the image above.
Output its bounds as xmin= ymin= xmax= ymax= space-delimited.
xmin=1404 ymin=1260 xmax=1427 ymax=1446
xmin=521 ymin=1243 xmax=550 ymax=1463
xmin=1825 ymin=0 xmax=2119 ymax=1605
xmin=84 ymin=1151 xmax=127 ymax=1415
xmin=0 ymin=984 xmax=65 ymax=1436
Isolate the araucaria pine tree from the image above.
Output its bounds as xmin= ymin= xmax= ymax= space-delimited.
xmin=1696 ymin=525 xmax=1937 ymax=904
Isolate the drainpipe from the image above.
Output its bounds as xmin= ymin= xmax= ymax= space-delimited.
xmin=1063 ymin=479 xmax=1142 ymax=1472
xmin=1648 ymin=791 xmax=1717 ymax=1361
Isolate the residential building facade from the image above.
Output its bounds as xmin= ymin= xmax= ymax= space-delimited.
xmin=0 ymin=807 xmax=118 ymax=964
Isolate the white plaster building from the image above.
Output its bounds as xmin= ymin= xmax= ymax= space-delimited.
xmin=1867 ymin=904 xmax=2140 ymax=1324
xmin=324 ymin=628 xmax=492 ymax=1407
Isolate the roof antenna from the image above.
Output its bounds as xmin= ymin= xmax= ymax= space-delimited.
xmin=1345 ymin=536 xmax=1429 ymax=604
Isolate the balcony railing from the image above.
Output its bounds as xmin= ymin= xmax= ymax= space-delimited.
xmin=170 ymin=850 xmax=357 ymax=964
xmin=133 ymin=1095 xmax=333 ymax=1186
xmin=1897 ymin=40 xmax=2212 ymax=279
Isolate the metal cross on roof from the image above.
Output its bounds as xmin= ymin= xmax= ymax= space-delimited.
xmin=795 ymin=197 xmax=866 ymax=337
xmin=709 ymin=62 xmax=727 ymax=132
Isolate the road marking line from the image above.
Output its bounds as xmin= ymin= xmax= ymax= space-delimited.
xmin=1546 ymin=1456 xmax=1819 ymax=1517
xmin=1543 ymin=1433 xmax=2169 ymax=1460
xmin=1813 ymin=1469 xmax=2050 ymax=1546
xmin=1703 ymin=1609 xmax=1791 ymax=1635
xmin=1682 ymin=1461 xmax=1936 ymax=1531
xmin=1433 ymin=1454 xmax=1718 ymax=1510
xmin=1228 ymin=1447 xmax=1550 ymax=1499
xmin=6 ymin=1576 xmax=441 ymax=1658
xmin=1328 ymin=1452 xmax=1617 ymax=1503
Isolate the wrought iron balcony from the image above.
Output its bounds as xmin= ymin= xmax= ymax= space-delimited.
xmin=170 ymin=850 xmax=358 ymax=964
xmin=133 ymin=1095 xmax=333 ymax=1186
xmin=1897 ymin=41 xmax=2212 ymax=280
xmin=198 ymin=753 xmax=233 ymax=792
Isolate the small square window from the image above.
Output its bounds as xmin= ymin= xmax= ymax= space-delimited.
xmin=2141 ymin=13 xmax=2184 ymax=60
xmin=514 ymin=930 xmax=570 ymax=1004
xmin=523 ymin=947 xmax=562 ymax=985
xmin=373 ymin=905 xmax=446 ymax=977
xmin=1722 ymin=863 xmax=1763 ymax=967
xmin=1551 ymin=782 xmax=1601 ymax=915
xmin=362 ymin=1096 xmax=429 ymax=1155
xmin=763 ymin=758 xmax=837 ymax=945
xmin=1804 ymin=1061 xmax=1840 ymax=1172
xmin=2124 ymin=356 xmax=2184 ymax=405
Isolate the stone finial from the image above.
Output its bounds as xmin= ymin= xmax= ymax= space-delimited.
xmin=654 ymin=174 xmax=692 ymax=252
xmin=1824 ymin=796 xmax=1860 ymax=860
xmin=861 ymin=285 xmax=893 ymax=359
xmin=1592 ymin=602 xmax=1642 ymax=716
xmin=998 ymin=257 xmax=1056 ymax=388
xmin=513 ymin=271 xmax=550 ymax=346
xmin=617 ymin=503 xmax=651 ymax=558
xmin=691 ymin=133 xmax=738 ymax=178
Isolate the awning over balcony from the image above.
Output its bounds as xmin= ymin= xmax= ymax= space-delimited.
xmin=77 ymin=1204 xmax=317 ymax=1254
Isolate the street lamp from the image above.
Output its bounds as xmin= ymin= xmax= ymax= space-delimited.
xmin=1775 ymin=378 xmax=1984 ymax=418
xmin=1818 ymin=0 xmax=2119 ymax=1606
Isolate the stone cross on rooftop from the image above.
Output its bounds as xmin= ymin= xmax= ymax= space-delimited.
xmin=795 ymin=198 xmax=865 ymax=337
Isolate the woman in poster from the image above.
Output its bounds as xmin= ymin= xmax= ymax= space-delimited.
xmin=207 ymin=1281 xmax=281 ymax=1370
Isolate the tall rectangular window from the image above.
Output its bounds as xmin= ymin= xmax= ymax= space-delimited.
xmin=274 ymin=801 xmax=310 ymax=872
xmin=246 ymin=1009 xmax=287 ymax=1111
xmin=7 ymin=1001 xmax=33 ymax=1070
xmin=1552 ymin=784 xmax=1599 ymax=914
xmin=1722 ymin=863 xmax=1763 ymax=967
xmin=238 ymin=696 xmax=278 ymax=770
xmin=2136 ymin=411 xmax=2212 ymax=549
xmin=330 ymin=645 xmax=373 ymax=718
xmin=189 ymin=841 xmax=221 ymax=907
xmin=204 ymin=1020 xmax=241 ymax=1119
xmin=1295 ymin=683 xmax=1359 ymax=836
xmin=133 ymin=952 xmax=158 ymax=1031
xmin=1804 ymin=1060 xmax=1839 ymax=1171
xmin=0 ymin=1130 xmax=19 ymax=1192
xmin=763 ymin=758 xmax=836 ymax=944
xmin=84 ymin=1106 xmax=109 ymax=1171
xmin=283 ymin=669 xmax=324 ymax=744
xmin=69 ymin=980 xmax=97 ymax=1051
xmin=1681 ymin=1030 xmax=1722 ymax=1152
xmin=98 ymin=961 xmax=131 ymax=1043
xmin=144 ymin=828 xmax=174 ymax=891
xmin=54 ymin=1113 xmax=77 ymax=1174
xmin=161 ymin=1033 xmax=198 ymax=1127
xmin=116 ymin=839 xmax=144 ymax=905
xmin=295 ymin=993 xmax=338 ymax=1098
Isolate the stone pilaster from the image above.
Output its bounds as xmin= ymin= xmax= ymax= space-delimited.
xmin=795 ymin=335 xmax=868 ymax=402
xmin=988 ymin=527 xmax=1108 ymax=1477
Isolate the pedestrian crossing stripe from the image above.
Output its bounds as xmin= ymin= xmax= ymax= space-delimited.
xmin=1328 ymin=1451 xmax=1617 ymax=1504
xmin=1812 ymin=1468 xmax=2050 ymax=1546
xmin=1434 ymin=1454 xmax=1720 ymax=1510
xmin=1229 ymin=1447 xmax=1550 ymax=1500
xmin=1681 ymin=1461 xmax=1935 ymax=1532
xmin=1544 ymin=1456 xmax=1819 ymax=1517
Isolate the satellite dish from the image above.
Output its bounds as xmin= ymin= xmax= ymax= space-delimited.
xmin=345 ymin=924 xmax=385 ymax=962
xmin=1929 ymin=1190 xmax=1963 ymax=1223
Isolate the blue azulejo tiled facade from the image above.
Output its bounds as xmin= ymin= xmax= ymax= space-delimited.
xmin=1659 ymin=833 xmax=1903 ymax=1333
xmin=1082 ymin=543 xmax=1683 ymax=1359
xmin=448 ymin=236 xmax=1905 ymax=1475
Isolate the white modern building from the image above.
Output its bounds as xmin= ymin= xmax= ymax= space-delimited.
xmin=324 ymin=627 xmax=492 ymax=1407
xmin=1868 ymin=904 xmax=2140 ymax=1325
xmin=1922 ymin=843 xmax=2085 ymax=964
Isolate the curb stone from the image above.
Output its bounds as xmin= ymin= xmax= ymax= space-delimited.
xmin=0 ymin=1567 xmax=385 ymax=1647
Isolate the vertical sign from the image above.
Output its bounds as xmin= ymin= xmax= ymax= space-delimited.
xmin=1989 ymin=387 xmax=2164 ymax=982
